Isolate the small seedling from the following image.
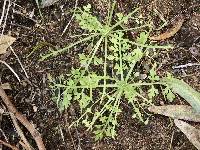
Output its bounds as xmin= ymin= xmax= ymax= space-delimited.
xmin=47 ymin=2 xmax=173 ymax=140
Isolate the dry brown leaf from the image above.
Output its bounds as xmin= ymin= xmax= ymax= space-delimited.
xmin=148 ymin=105 xmax=200 ymax=122
xmin=1 ymin=83 xmax=12 ymax=90
xmin=41 ymin=0 xmax=59 ymax=8
xmin=0 ymin=35 xmax=16 ymax=55
xmin=174 ymin=119 xmax=200 ymax=150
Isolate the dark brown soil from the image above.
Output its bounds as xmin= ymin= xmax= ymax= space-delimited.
xmin=0 ymin=0 xmax=200 ymax=150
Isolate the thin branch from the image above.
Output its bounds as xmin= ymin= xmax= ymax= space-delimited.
xmin=0 ymin=140 xmax=19 ymax=150
xmin=1 ymin=0 xmax=11 ymax=36
xmin=10 ymin=113 xmax=33 ymax=150
xmin=0 ymin=87 xmax=46 ymax=150
xmin=0 ymin=0 xmax=8 ymax=26
xmin=19 ymin=140 xmax=31 ymax=150
xmin=172 ymin=63 xmax=200 ymax=69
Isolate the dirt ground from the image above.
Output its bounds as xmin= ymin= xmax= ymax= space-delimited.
xmin=0 ymin=0 xmax=200 ymax=149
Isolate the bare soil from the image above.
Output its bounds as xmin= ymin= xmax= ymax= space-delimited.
xmin=0 ymin=0 xmax=200 ymax=149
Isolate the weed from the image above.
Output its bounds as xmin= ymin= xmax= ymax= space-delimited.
xmin=47 ymin=2 xmax=173 ymax=140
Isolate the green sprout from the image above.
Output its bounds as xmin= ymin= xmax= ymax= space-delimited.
xmin=47 ymin=2 xmax=173 ymax=140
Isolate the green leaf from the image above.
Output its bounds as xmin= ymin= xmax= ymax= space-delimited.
xmin=124 ymin=85 xmax=137 ymax=100
xmin=107 ymin=55 xmax=115 ymax=60
xmin=80 ymin=93 xmax=91 ymax=109
xmin=148 ymin=64 xmax=159 ymax=81
xmin=116 ymin=13 xmax=123 ymax=21
xmin=79 ymin=54 xmax=88 ymax=66
xmin=94 ymin=129 xmax=104 ymax=141
xmin=132 ymin=48 xmax=143 ymax=62
xmin=163 ymin=86 xmax=175 ymax=102
xmin=93 ymin=56 xmax=103 ymax=65
xmin=137 ymin=32 xmax=148 ymax=45
xmin=148 ymin=85 xmax=159 ymax=99
xmin=99 ymin=116 xmax=107 ymax=123
xmin=82 ymin=119 xmax=90 ymax=128
xmin=134 ymin=107 xmax=144 ymax=122
xmin=164 ymin=78 xmax=200 ymax=112
xmin=75 ymin=5 xmax=103 ymax=32
xmin=67 ymin=79 xmax=75 ymax=86
xmin=114 ymin=64 xmax=121 ymax=75
xmin=83 ymin=4 xmax=91 ymax=11
xmin=62 ymin=92 xmax=72 ymax=109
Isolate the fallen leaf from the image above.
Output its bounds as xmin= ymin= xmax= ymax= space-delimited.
xmin=0 ymin=35 xmax=16 ymax=54
xmin=41 ymin=0 xmax=59 ymax=8
xmin=148 ymin=105 xmax=200 ymax=122
xmin=0 ymin=83 xmax=12 ymax=90
xmin=174 ymin=119 xmax=200 ymax=149
xmin=163 ymin=77 xmax=200 ymax=113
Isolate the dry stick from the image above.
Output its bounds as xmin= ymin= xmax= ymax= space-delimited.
xmin=0 ymin=0 xmax=7 ymax=26
xmin=172 ymin=63 xmax=200 ymax=69
xmin=19 ymin=140 xmax=31 ymax=150
xmin=10 ymin=113 xmax=33 ymax=150
xmin=0 ymin=128 xmax=8 ymax=142
xmin=0 ymin=87 xmax=46 ymax=150
xmin=1 ymin=0 xmax=11 ymax=36
xmin=0 ymin=139 xmax=19 ymax=150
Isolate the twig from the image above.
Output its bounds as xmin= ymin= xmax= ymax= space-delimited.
xmin=0 ymin=87 xmax=46 ymax=150
xmin=19 ymin=140 xmax=31 ymax=150
xmin=0 ymin=0 xmax=7 ymax=26
xmin=0 ymin=139 xmax=19 ymax=150
xmin=172 ymin=63 xmax=200 ymax=69
xmin=1 ymin=0 xmax=11 ymax=36
xmin=0 ymin=60 xmax=20 ymax=81
xmin=10 ymin=113 xmax=33 ymax=150
xmin=62 ymin=0 xmax=78 ymax=36
xmin=0 ymin=128 xmax=8 ymax=142
xmin=10 ymin=46 xmax=29 ymax=78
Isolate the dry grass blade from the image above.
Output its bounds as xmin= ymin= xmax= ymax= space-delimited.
xmin=174 ymin=119 xmax=200 ymax=150
xmin=148 ymin=105 xmax=200 ymax=122
xmin=0 ymin=35 xmax=16 ymax=54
